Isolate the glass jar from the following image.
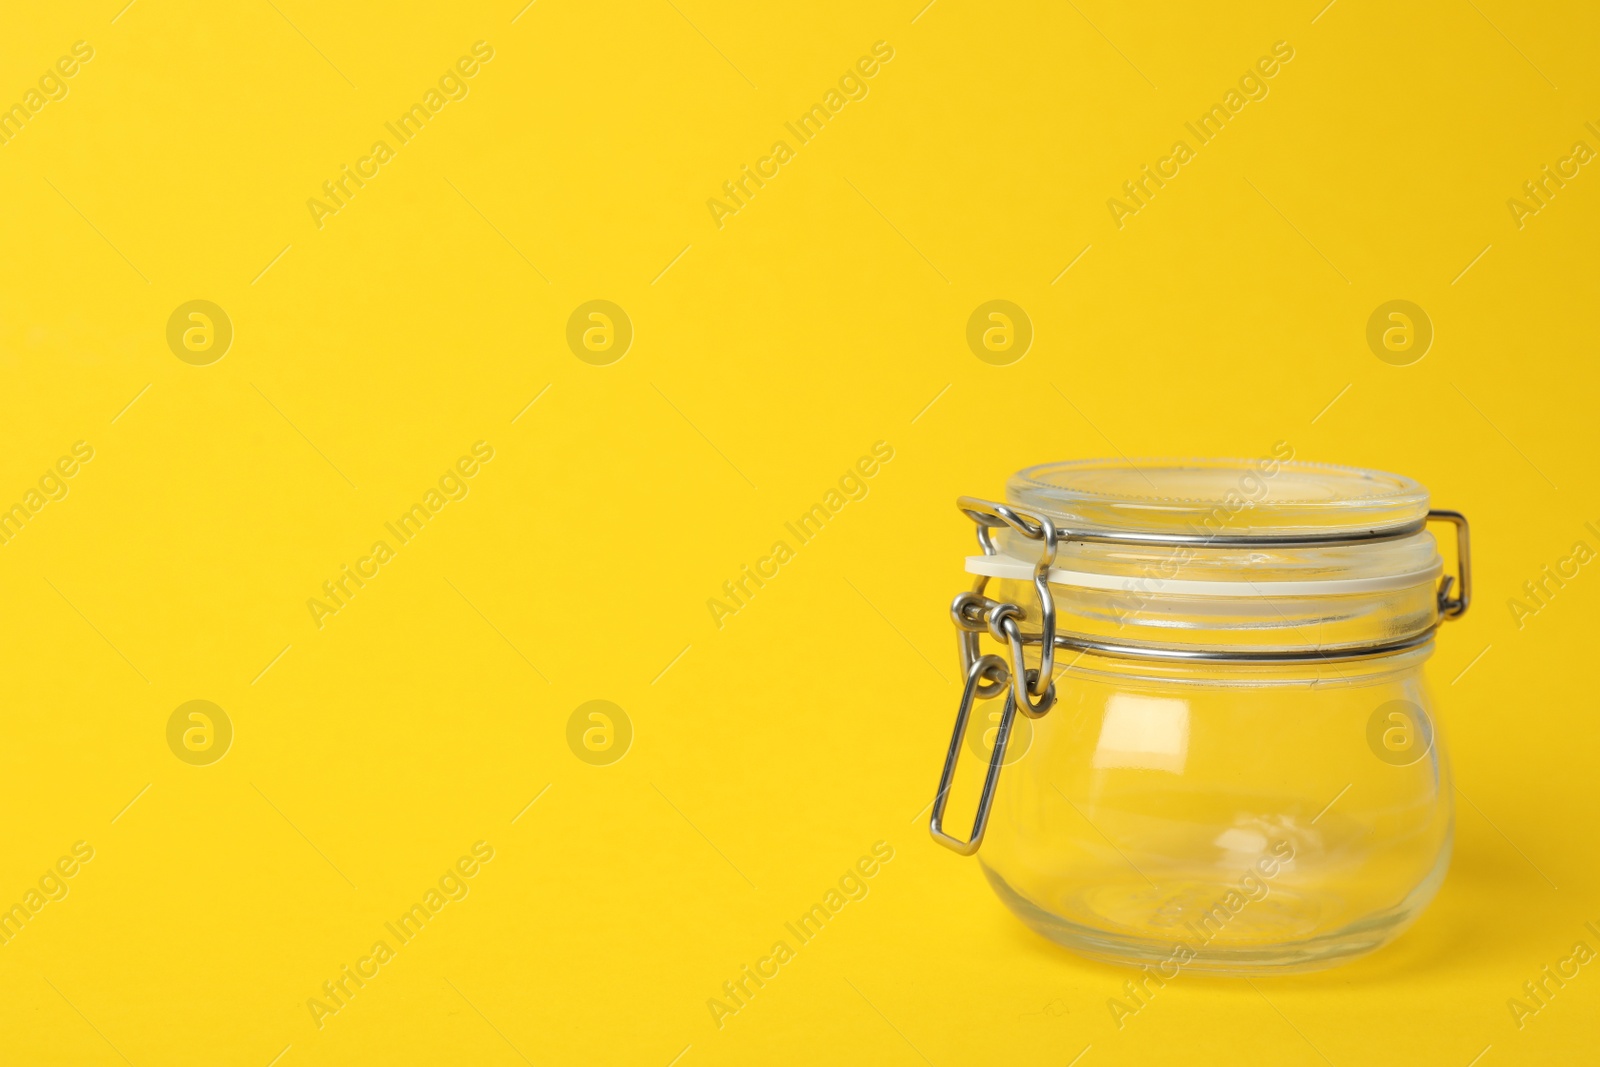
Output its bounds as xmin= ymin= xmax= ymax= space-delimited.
xmin=929 ymin=457 xmax=1471 ymax=974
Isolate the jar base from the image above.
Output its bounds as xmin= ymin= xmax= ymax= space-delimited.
xmin=980 ymin=858 xmax=1447 ymax=976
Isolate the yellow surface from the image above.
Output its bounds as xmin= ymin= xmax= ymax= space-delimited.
xmin=1 ymin=1 xmax=1596 ymax=1064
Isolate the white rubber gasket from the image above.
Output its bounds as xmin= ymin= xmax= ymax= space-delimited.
xmin=966 ymin=553 xmax=1441 ymax=597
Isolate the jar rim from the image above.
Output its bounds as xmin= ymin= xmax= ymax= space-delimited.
xmin=1008 ymin=456 xmax=1429 ymax=538
xmin=980 ymin=456 xmax=1449 ymax=656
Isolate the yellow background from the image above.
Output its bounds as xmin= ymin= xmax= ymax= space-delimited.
xmin=2 ymin=0 xmax=1597 ymax=1064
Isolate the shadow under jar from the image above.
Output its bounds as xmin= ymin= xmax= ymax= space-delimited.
xmin=929 ymin=458 xmax=1470 ymax=974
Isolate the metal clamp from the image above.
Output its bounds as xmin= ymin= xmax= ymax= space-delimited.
xmin=1429 ymin=510 xmax=1470 ymax=619
xmin=931 ymin=495 xmax=1472 ymax=856
xmin=929 ymin=655 xmax=1015 ymax=856
xmin=953 ymin=497 xmax=1060 ymax=719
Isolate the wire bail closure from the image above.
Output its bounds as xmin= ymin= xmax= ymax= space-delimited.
xmin=929 ymin=655 xmax=1013 ymax=856
xmin=931 ymin=496 xmax=1472 ymax=856
xmin=953 ymin=498 xmax=1060 ymax=719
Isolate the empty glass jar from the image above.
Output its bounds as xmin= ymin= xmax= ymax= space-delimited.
xmin=929 ymin=457 xmax=1470 ymax=973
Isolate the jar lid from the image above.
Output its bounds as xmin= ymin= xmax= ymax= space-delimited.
xmin=970 ymin=456 xmax=1449 ymax=658
xmin=1007 ymin=456 xmax=1429 ymax=539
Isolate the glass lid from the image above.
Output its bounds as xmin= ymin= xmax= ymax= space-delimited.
xmin=1007 ymin=457 xmax=1430 ymax=538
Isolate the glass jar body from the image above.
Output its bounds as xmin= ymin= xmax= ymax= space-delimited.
xmin=976 ymin=647 xmax=1452 ymax=974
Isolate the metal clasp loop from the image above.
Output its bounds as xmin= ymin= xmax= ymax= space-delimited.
xmin=929 ymin=654 xmax=1015 ymax=857
xmin=1427 ymin=510 xmax=1470 ymax=620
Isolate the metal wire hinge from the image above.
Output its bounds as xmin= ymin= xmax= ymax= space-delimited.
xmin=929 ymin=496 xmax=1472 ymax=856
